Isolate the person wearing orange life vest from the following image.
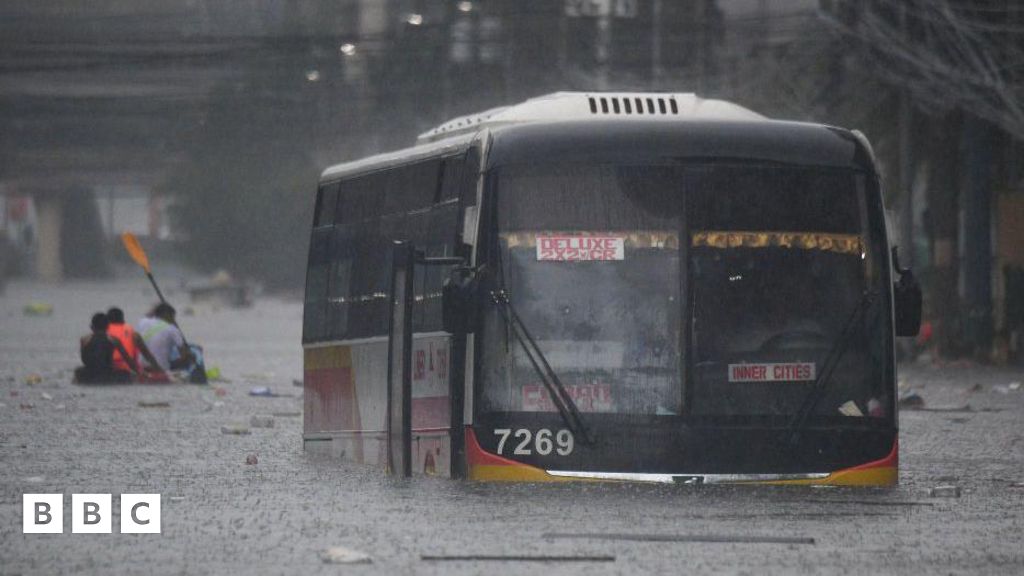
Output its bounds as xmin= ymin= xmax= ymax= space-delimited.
xmin=106 ymin=307 xmax=166 ymax=381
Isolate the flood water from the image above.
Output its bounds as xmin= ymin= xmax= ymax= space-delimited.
xmin=1 ymin=276 xmax=1022 ymax=575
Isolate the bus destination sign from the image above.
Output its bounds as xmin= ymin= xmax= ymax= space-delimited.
xmin=728 ymin=362 xmax=816 ymax=383
xmin=536 ymin=235 xmax=625 ymax=261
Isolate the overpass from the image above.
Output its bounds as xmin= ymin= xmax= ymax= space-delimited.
xmin=0 ymin=0 xmax=381 ymax=280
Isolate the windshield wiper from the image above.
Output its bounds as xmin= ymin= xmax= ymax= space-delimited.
xmin=490 ymin=288 xmax=595 ymax=445
xmin=787 ymin=290 xmax=877 ymax=440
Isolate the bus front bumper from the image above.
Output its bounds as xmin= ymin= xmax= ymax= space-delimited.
xmin=466 ymin=428 xmax=898 ymax=486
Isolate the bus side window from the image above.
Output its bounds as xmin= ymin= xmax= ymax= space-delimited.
xmin=332 ymin=175 xmax=388 ymax=339
xmin=302 ymin=228 xmax=332 ymax=342
xmin=404 ymin=211 xmax=431 ymax=332
xmin=337 ymin=174 xmax=383 ymax=225
xmin=328 ymin=226 xmax=354 ymax=339
xmin=383 ymin=161 xmax=440 ymax=216
xmin=440 ymin=156 xmax=464 ymax=203
xmin=315 ymin=182 xmax=340 ymax=227
xmin=419 ymin=202 xmax=460 ymax=332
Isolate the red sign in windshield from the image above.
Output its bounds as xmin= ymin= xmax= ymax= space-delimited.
xmin=522 ymin=383 xmax=613 ymax=412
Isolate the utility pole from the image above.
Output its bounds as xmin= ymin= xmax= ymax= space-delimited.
xmin=926 ymin=112 xmax=962 ymax=356
xmin=596 ymin=8 xmax=611 ymax=90
xmin=961 ymin=116 xmax=995 ymax=356
xmin=651 ymin=0 xmax=662 ymax=87
xmin=898 ymin=3 xmax=915 ymax=269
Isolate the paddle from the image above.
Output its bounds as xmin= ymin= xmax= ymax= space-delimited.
xmin=120 ymin=232 xmax=207 ymax=383
xmin=120 ymin=232 xmax=167 ymax=305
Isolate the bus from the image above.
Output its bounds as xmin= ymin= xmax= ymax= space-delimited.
xmin=302 ymin=92 xmax=921 ymax=485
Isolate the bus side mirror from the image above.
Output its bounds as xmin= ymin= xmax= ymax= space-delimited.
xmin=443 ymin=267 xmax=480 ymax=335
xmin=892 ymin=246 xmax=922 ymax=337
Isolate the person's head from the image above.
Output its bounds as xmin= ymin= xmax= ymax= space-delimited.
xmin=90 ymin=312 xmax=109 ymax=334
xmin=154 ymin=303 xmax=176 ymax=323
xmin=106 ymin=307 xmax=125 ymax=324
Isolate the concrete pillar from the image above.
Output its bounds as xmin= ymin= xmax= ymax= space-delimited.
xmin=34 ymin=194 xmax=64 ymax=282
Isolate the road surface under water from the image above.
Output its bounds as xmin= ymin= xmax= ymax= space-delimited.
xmin=1 ymin=278 xmax=1022 ymax=575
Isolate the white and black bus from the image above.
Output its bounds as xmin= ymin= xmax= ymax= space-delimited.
xmin=302 ymin=92 xmax=920 ymax=484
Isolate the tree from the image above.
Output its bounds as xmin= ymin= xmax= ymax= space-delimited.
xmin=166 ymin=66 xmax=317 ymax=289
xmin=822 ymin=0 xmax=1024 ymax=355
xmin=821 ymin=0 xmax=1024 ymax=140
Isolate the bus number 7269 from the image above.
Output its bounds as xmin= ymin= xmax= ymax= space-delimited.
xmin=494 ymin=428 xmax=574 ymax=456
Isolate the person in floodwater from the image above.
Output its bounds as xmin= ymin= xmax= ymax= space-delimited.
xmin=137 ymin=303 xmax=202 ymax=382
xmin=74 ymin=312 xmax=136 ymax=384
xmin=106 ymin=307 xmax=167 ymax=382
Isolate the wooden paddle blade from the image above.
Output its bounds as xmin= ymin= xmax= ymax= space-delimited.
xmin=120 ymin=232 xmax=151 ymax=273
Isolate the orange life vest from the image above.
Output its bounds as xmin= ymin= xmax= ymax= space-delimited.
xmin=107 ymin=323 xmax=138 ymax=373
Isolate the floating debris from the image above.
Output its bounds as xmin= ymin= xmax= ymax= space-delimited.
xmin=929 ymin=485 xmax=961 ymax=498
xmin=250 ymin=415 xmax=275 ymax=428
xmin=271 ymin=411 xmax=301 ymax=418
xmin=803 ymin=499 xmax=933 ymax=507
xmin=245 ymin=454 xmax=258 ymax=465
xmin=40 ymin=392 xmax=53 ymax=401
xmin=23 ymin=302 xmax=53 ymax=317
xmin=994 ymin=382 xmax=1021 ymax=394
xmin=918 ymin=405 xmax=972 ymax=413
xmin=24 ymin=374 xmax=42 ymax=386
xmin=249 ymin=387 xmax=277 ymax=397
xmin=543 ymin=532 xmax=815 ymax=545
xmin=898 ymin=392 xmax=925 ymax=410
xmin=220 ymin=425 xmax=251 ymax=435
xmin=321 ymin=546 xmax=372 ymax=564
xmin=138 ymin=400 xmax=170 ymax=408
xmin=201 ymin=400 xmax=226 ymax=412
xmin=422 ymin=554 xmax=615 ymax=563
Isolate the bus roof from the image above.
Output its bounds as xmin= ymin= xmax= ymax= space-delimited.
xmin=320 ymin=132 xmax=474 ymax=182
xmin=484 ymin=119 xmax=873 ymax=171
xmin=416 ymin=92 xmax=765 ymax=144
xmin=319 ymin=92 xmax=874 ymax=183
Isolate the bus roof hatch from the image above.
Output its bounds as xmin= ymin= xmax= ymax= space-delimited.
xmin=416 ymin=92 xmax=765 ymax=144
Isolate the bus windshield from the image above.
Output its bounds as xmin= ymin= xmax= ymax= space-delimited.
xmin=687 ymin=165 xmax=887 ymax=422
xmin=478 ymin=162 xmax=888 ymax=425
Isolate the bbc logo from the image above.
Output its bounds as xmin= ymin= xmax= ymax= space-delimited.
xmin=23 ymin=494 xmax=161 ymax=534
